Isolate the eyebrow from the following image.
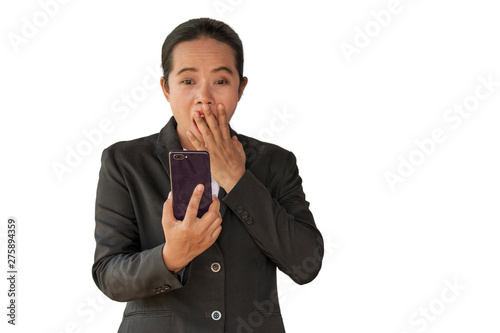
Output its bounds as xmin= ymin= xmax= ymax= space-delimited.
xmin=176 ymin=66 xmax=234 ymax=76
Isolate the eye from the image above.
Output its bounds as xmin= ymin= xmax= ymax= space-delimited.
xmin=181 ymin=79 xmax=193 ymax=85
xmin=215 ymin=79 xmax=228 ymax=85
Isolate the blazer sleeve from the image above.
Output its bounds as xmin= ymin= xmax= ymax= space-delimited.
xmin=92 ymin=148 xmax=186 ymax=302
xmin=223 ymin=151 xmax=323 ymax=285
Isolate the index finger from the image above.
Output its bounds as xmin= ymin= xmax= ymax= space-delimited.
xmin=201 ymin=104 xmax=222 ymax=143
xmin=184 ymin=184 xmax=205 ymax=222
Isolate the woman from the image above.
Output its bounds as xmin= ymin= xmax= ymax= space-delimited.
xmin=92 ymin=17 xmax=323 ymax=332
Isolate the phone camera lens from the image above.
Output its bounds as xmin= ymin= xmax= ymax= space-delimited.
xmin=174 ymin=154 xmax=185 ymax=160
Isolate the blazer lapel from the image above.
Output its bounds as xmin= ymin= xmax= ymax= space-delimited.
xmin=218 ymin=186 xmax=228 ymax=218
xmin=156 ymin=117 xmax=182 ymax=179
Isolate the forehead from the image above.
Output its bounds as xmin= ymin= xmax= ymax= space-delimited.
xmin=171 ymin=38 xmax=237 ymax=72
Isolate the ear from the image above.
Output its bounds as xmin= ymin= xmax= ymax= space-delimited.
xmin=160 ymin=76 xmax=170 ymax=102
xmin=238 ymin=77 xmax=248 ymax=101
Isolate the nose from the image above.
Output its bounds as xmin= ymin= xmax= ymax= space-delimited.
xmin=195 ymin=82 xmax=215 ymax=106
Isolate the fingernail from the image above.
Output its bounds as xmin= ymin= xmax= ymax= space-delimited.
xmin=196 ymin=184 xmax=204 ymax=192
xmin=168 ymin=191 xmax=172 ymax=199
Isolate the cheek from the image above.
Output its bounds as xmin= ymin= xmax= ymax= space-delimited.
xmin=169 ymin=91 xmax=192 ymax=114
xmin=219 ymin=95 xmax=239 ymax=119
xmin=225 ymin=107 xmax=236 ymax=121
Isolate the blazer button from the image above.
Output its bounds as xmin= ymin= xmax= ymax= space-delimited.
xmin=241 ymin=211 xmax=248 ymax=219
xmin=211 ymin=262 xmax=221 ymax=273
xmin=235 ymin=205 xmax=243 ymax=213
xmin=246 ymin=217 xmax=254 ymax=225
xmin=211 ymin=310 xmax=222 ymax=321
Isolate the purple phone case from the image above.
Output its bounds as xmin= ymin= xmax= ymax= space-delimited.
xmin=169 ymin=150 xmax=212 ymax=220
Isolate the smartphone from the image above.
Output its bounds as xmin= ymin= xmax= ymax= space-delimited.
xmin=169 ymin=150 xmax=212 ymax=220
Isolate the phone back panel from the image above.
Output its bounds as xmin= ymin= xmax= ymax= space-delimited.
xmin=169 ymin=151 xmax=212 ymax=220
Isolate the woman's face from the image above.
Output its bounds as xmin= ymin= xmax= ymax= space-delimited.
xmin=161 ymin=38 xmax=247 ymax=149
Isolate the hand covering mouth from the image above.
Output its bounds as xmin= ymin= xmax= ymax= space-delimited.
xmin=193 ymin=110 xmax=207 ymax=134
xmin=193 ymin=109 xmax=216 ymax=134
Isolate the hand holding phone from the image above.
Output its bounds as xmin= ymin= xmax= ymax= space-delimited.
xmin=162 ymin=153 xmax=221 ymax=272
xmin=169 ymin=150 xmax=212 ymax=220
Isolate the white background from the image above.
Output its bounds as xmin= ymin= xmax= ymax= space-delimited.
xmin=1 ymin=0 xmax=499 ymax=332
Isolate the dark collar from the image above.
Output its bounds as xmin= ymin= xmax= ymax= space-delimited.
xmin=157 ymin=116 xmax=183 ymax=151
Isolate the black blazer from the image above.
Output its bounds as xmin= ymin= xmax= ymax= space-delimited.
xmin=92 ymin=117 xmax=323 ymax=332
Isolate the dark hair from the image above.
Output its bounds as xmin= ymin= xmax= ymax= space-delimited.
xmin=161 ymin=18 xmax=244 ymax=87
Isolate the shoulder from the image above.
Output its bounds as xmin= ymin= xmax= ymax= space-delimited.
xmin=237 ymin=133 xmax=290 ymax=156
xmin=237 ymin=133 xmax=296 ymax=174
xmin=101 ymin=132 xmax=159 ymax=162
